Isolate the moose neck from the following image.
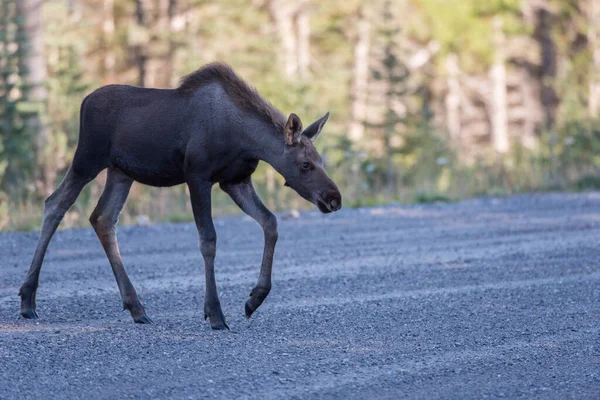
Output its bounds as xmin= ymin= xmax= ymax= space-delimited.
xmin=247 ymin=117 xmax=288 ymax=173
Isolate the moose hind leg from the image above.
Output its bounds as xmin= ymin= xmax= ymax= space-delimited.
xmin=90 ymin=168 xmax=151 ymax=324
xmin=19 ymin=167 xmax=94 ymax=319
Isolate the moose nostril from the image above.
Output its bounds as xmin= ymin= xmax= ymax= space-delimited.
xmin=330 ymin=198 xmax=339 ymax=210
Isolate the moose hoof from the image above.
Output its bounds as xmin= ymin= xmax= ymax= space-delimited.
xmin=205 ymin=313 xmax=229 ymax=330
xmin=210 ymin=319 xmax=229 ymax=330
xmin=19 ymin=288 xmax=38 ymax=319
xmin=245 ymin=286 xmax=271 ymax=319
xmin=133 ymin=315 xmax=153 ymax=324
xmin=21 ymin=308 xmax=39 ymax=319
xmin=204 ymin=305 xmax=229 ymax=330
xmin=123 ymin=301 xmax=151 ymax=324
xmin=244 ymin=302 xmax=255 ymax=319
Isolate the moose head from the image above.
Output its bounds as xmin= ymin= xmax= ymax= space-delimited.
xmin=277 ymin=112 xmax=342 ymax=214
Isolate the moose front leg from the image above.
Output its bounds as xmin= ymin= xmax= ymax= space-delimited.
xmin=188 ymin=179 xmax=229 ymax=330
xmin=220 ymin=177 xmax=278 ymax=318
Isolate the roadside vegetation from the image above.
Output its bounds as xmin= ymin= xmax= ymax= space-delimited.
xmin=2 ymin=0 xmax=600 ymax=230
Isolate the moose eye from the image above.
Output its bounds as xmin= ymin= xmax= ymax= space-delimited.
xmin=302 ymin=162 xmax=311 ymax=170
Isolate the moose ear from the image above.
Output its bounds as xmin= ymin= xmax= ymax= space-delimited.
xmin=302 ymin=112 xmax=330 ymax=142
xmin=284 ymin=113 xmax=303 ymax=145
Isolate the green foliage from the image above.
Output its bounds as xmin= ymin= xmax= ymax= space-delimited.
xmin=0 ymin=0 xmax=36 ymax=201
xmin=2 ymin=0 xmax=600 ymax=231
xmin=575 ymin=175 xmax=600 ymax=190
xmin=555 ymin=118 xmax=600 ymax=183
xmin=411 ymin=0 xmax=522 ymax=71
xmin=412 ymin=191 xmax=452 ymax=203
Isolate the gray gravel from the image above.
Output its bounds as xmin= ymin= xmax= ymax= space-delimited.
xmin=1 ymin=192 xmax=599 ymax=399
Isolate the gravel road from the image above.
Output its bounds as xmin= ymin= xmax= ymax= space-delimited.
xmin=1 ymin=192 xmax=599 ymax=399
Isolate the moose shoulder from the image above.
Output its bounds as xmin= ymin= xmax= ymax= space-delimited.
xmin=18 ymin=62 xmax=342 ymax=330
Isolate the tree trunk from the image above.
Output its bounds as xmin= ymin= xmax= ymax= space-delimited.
xmin=267 ymin=0 xmax=312 ymax=208
xmin=164 ymin=0 xmax=182 ymax=88
xmin=138 ymin=0 xmax=181 ymax=89
xmin=266 ymin=0 xmax=296 ymax=208
xmin=518 ymin=0 xmax=544 ymax=150
xmin=534 ymin=5 xmax=558 ymax=132
xmin=295 ymin=0 xmax=310 ymax=79
xmin=268 ymin=0 xmax=298 ymax=78
xmin=489 ymin=15 xmax=509 ymax=154
xmin=134 ymin=0 xmax=149 ymax=87
xmin=102 ymin=0 xmax=116 ymax=84
xmin=444 ymin=53 xmax=461 ymax=141
xmin=519 ymin=68 xmax=539 ymax=149
xmin=349 ymin=6 xmax=370 ymax=142
xmin=17 ymin=0 xmax=53 ymax=196
xmin=589 ymin=0 xmax=600 ymax=117
xmin=382 ymin=24 xmax=397 ymax=196
xmin=147 ymin=0 xmax=170 ymax=88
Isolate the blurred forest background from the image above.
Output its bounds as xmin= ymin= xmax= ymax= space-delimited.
xmin=1 ymin=0 xmax=600 ymax=230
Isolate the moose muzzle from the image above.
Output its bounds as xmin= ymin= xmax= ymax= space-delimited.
xmin=317 ymin=190 xmax=342 ymax=213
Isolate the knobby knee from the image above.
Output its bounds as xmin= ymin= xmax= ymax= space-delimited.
xmin=43 ymin=193 xmax=61 ymax=217
xmin=89 ymin=213 xmax=116 ymax=234
xmin=44 ymin=192 xmax=57 ymax=208
xmin=200 ymin=234 xmax=217 ymax=258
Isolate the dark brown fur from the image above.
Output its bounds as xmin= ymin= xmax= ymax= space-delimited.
xmin=19 ymin=63 xmax=341 ymax=329
xmin=178 ymin=62 xmax=286 ymax=129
